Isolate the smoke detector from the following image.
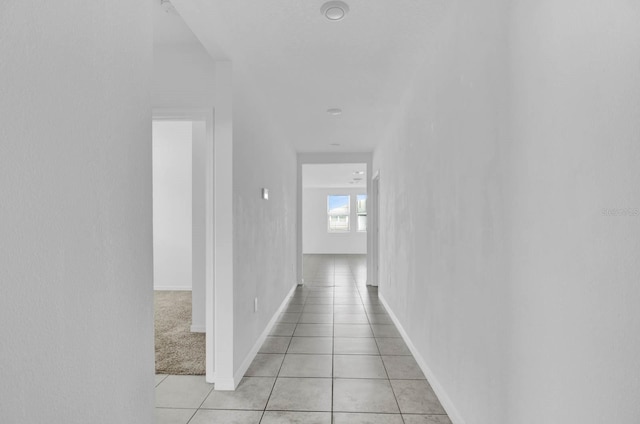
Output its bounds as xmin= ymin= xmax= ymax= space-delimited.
xmin=321 ymin=1 xmax=350 ymax=21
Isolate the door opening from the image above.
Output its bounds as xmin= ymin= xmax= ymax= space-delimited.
xmin=152 ymin=109 xmax=215 ymax=382
xmin=296 ymin=153 xmax=373 ymax=287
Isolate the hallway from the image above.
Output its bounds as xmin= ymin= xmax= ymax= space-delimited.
xmin=155 ymin=254 xmax=451 ymax=424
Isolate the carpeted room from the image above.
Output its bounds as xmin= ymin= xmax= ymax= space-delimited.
xmin=155 ymin=291 xmax=205 ymax=375
xmin=153 ymin=120 xmax=207 ymax=377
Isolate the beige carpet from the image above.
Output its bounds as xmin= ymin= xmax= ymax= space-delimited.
xmin=155 ymin=291 xmax=205 ymax=375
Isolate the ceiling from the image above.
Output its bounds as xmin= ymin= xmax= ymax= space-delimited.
xmin=159 ymin=0 xmax=445 ymax=152
xmin=303 ymin=163 xmax=367 ymax=188
xmin=152 ymin=2 xmax=199 ymax=45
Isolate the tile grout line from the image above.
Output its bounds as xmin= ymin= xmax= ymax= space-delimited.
xmin=329 ymin=258 xmax=335 ymax=424
xmin=188 ymin=256 xmax=422 ymax=423
xmin=184 ymin=379 xmax=216 ymax=424
xmin=159 ymin=256 xmax=424 ymax=424
xmin=183 ymin=409 xmax=199 ymax=424
xmin=355 ymin=257 xmax=407 ymax=424
xmin=259 ymin=286 xmax=307 ymax=423
xmin=367 ymin=289 xmax=407 ymax=424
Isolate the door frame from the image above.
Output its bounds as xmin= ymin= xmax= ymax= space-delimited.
xmin=370 ymin=170 xmax=380 ymax=286
xmin=152 ymin=108 xmax=215 ymax=382
xmin=297 ymin=152 xmax=374 ymax=285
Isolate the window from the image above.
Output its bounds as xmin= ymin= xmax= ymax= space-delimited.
xmin=328 ymin=195 xmax=350 ymax=232
xmin=357 ymin=194 xmax=367 ymax=232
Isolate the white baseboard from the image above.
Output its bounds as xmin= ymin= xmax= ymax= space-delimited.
xmin=190 ymin=325 xmax=205 ymax=333
xmin=231 ymin=283 xmax=299 ymax=388
xmin=212 ymin=376 xmax=235 ymax=391
xmin=154 ymin=286 xmax=192 ymax=291
xmin=378 ymin=294 xmax=466 ymax=424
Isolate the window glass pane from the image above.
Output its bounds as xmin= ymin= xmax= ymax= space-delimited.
xmin=358 ymin=215 xmax=367 ymax=231
xmin=328 ymin=195 xmax=350 ymax=232
xmin=328 ymin=215 xmax=350 ymax=232
xmin=357 ymin=195 xmax=367 ymax=214
xmin=328 ymin=195 xmax=350 ymax=215
xmin=357 ymin=194 xmax=367 ymax=232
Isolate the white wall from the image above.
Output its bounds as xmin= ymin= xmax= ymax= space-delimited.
xmin=153 ymin=121 xmax=193 ymax=290
xmin=506 ymin=2 xmax=640 ymax=423
xmin=0 ymin=2 xmax=154 ymax=423
xmin=374 ymin=1 xmax=640 ymax=424
xmin=374 ymin=3 xmax=510 ymax=423
xmin=303 ymin=188 xmax=367 ymax=254
xmin=232 ymin=81 xmax=298 ymax=383
xmin=153 ymin=43 xmax=217 ymax=109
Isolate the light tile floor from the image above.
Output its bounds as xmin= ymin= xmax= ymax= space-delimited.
xmin=156 ymin=254 xmax=451 ymax=424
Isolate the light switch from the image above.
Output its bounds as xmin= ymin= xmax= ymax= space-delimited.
xmin=261 ymin=188 xmax=269 ymax=200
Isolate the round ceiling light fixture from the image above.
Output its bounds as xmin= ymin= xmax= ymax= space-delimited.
xmin=321 ymin=1 xmax=350 ymax=21
xmin=327 ymin=108 xmax=342 ymax=115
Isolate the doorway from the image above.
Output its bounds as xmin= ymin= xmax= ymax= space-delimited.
xmin=296 ymin=153 xmax=375 ymax=287
xmin=152 ymin=109 xmax=215 ymax=381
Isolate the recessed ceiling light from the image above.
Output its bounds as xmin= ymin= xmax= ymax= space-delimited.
xmin=321 ymin=1 xmax=349 ymax=21
xmin=327 ymin=108 xmax=342 ymax=115
xmin=353 ymin=171 xmax=364 ymax=175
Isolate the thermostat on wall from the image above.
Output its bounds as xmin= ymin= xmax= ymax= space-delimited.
xmin=262 ymin=188 xmax=269 ymax=200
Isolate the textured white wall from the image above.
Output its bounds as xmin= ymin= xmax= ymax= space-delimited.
xmin=152 ymin=43 xmax=217 ymax=109
xmin=232 ymin=84 xmax=298 ymax=380
xmin=506 ymin=2 xmax=640 ymax=423
xmin=152 ymin=121 xmax=193 ymax=290
xmin=303 ymin=188 xmax=367 ymax=254
xmin=0 ymin=1 xmax=154 ymax=423
xmin=374 ymin=1 xmax=640 ymax=424
xmin=374 ymin=2 xmax=510 ymax=422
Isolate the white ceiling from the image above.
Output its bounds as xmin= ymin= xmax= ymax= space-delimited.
xmin=163 ymin=0 xmax=445 ymax=152
xmin=303 ymin=163 xmax=367 ymax=188
xmin=152 ymin=2 xmax=200 ymax=45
